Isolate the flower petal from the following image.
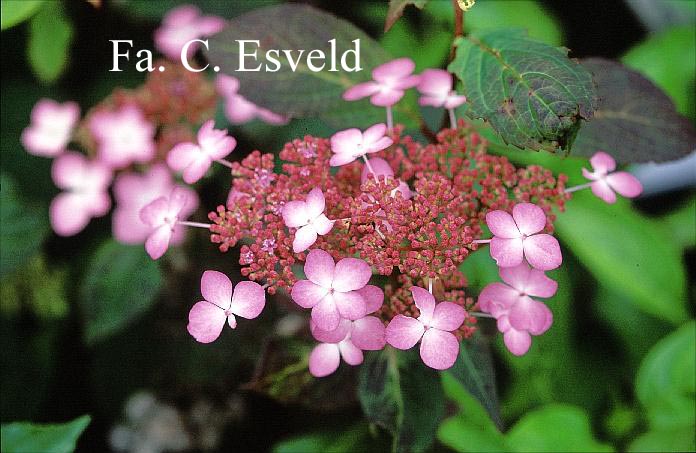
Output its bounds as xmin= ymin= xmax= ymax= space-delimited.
xmin=51 ymin=152 xmax=87 ymax=189
xmin=338 ymin=340 xmax=364 ymax=366
xmin=370 ymin=89 xmax=404 ymax=107
xmin=361 ymin=157 xmax=394 ymax=183
xmin=498 ymin=263 xmax=557 ymax=298
xmin=391 ymin=74 xmax=421 ymax=90
xmin=351 ymin=316 xmax=386 ymax=350
xmin=182 ymin=156 xmax=212 ymax=184
xmin=310 ymin=318 xmax=351 ymax=343
xmin=443 ymin=94 xmax=466 ymax=109
xmin=365 ymin=136 xmax=394 ymax=154
xmin=330 ymin=128 xmax=362 ymax=155
xmin=332 ymin=290 xmax=366 ymax=321
xmin=417 ymin=69 xmax=452 ymax=97
xmin=145 ymin=224 xmax=173 ymax=260
xmin=420 ymin=329 xmax=459 ymax=370
xmin=385 ymin=315 xmax=424 ymax=350
xmin=430 ymin=302 xmax=466 ymax=332
xmin=332 ymin=257 xmax=372 ymax=292
xmin=477 ymin=282 xmax=520 ymax=317
xmin=187 ymin=301 xmax=226 ymax=343
xmin=512 ymin=203 xmax=546 ymax=236
xmin=308 ymin=343 xmax=340 ymax=377
xmin=200 ymin=270 xmax=233 ymax=309
xmin=312 ymin=214 xmax=334 ymax=236
xmin=282 ymin=200 xmax=309 ymax=228
xmin=590 ymin=180 xmax=617 ymax=203
xmin=342 ymin=81 xmax=380 ymax=101
xmin=590 ymin=151 xmax=616 ymax=174
xmin=503 ymin=328 xmax=532 ymax=356
xmin=329 ymin=153 xmax=359 ymax=167
xmin=523 ymin=234 xmax=562 ymax=271
xmin=606 ymin=172 xmax=642 ymax=198
xmin=490 ymin=237 xmax=524 ymax=268
xmin=166 ymin=142 xmax=199 ymax=172
xmin=507 ymin=296 xmax=551 ymax=334
xmin=49 ymin=192 xmax=91 ymax=236
xmin=362 ymin=123 xmax=388 ymax=146
xmin=230 ymin=280 xmax=265 ymax=319
xmin=485 ymin=210 xmax=520 ymax=238
xmin=291 ymin=279 xmax=329 ymax=308
xmin=304 ymin=249 xmax=335 ymax=288
xmin=356 ymin=285 xmax=384 ymax=314
xmin=305 ymin=187 xmax=326 ymax=219
xmin=293 ymin=224 xmax=318 ymax=253
xmin=410 ymin=286 xmax=435 ymax=325
xmin=372 ymin=58 xmax=415 ymax=82
xmin=312 ymin=295 xmax=340 ymax=331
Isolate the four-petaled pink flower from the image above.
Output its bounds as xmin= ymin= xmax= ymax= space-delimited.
xmin=486 ymin=203 xmax=562 ymax=271
xmin=187 ymin=270 xmax=265 ymax=343
xmin=291 ymin=249 xmax=372 ymax=331
xmin=343 ymin=58 xmax=420 ymax=107
xmin=582 ymin=151 xmax=643 ymax=204
xmin=417 ymin=69 xmax=467 ymax=109
xmin=308 ymin=285 xmax=386 ymax=377
xmin=154 ymin=5 xmax=225 ymax=61
xmin=478 ymin=263 xmax=555 ymax=355
xmin=167 ymin=120 xmax=237 ymax=184
xmin=282 ymin=187 xmax=334 ymax=253
xmin=49 ymin=152 xmax=112 ymax=236
xmin=215 ymin=75 xmax=289 ymax=125
xmin=139 ymin=186 xmax=196 ymax=260
xmin=386 ymin=287 xmax=466 ymax=370
xmin=330 ymin=124 xmax=393 ymax=167
xmin=21 ymin=99 xmax=79 ymax=157
xmin=88 ymin=105 xmax=156 ymax=169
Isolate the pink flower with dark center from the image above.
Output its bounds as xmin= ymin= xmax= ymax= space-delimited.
xmin=485 ymin=203 xmax=562 ymax=271
xmin=154 ymin=5 xmax=225 ymax=61
xmin=139 ymin=186 xmax=196 ymax=260
xmin=89 ymin=105 xmax=156 ymax=169
xmin=215 ymin=75 xmax=289 ymax=125
xmin=417 ymin=69 xmax=466 ymax=109
xmin=343 ymin=58 xmax=420 ymax=107
xmin=308 ymin=285 xmax=386 ymax=377
xmin=330 ymin=124 xmax=393 ymax=167
xmin=282 ymin=187 xmax=334 ymax=253
xmin=167 ymin=120 xmax=236 ymax=184
xmin=385 ymin=286 xmax=466 ymax=370
xmin=581 ymin=151 xmax=643 ymax=203
xmin=291 ymin=249 xmax=372 ymax=331
xmin=187 ymin=270 xmax=265 ymax=343
xmin=21 ymin=99 xmax=79 ymax=157
xmin=49 ymin=152 xmax=112 ymax=236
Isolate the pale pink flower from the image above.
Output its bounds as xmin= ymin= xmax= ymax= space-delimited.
xmin=582 ymin=151 xmax=643 ymax=203
xmin=187 ymin=270 xmax=265 ymax=343
xmin=282 ymin=188 xmax=334 ymax=253
xmin=139 ymin=186 xmax=196 ymax=260
xmin=385 ymin=286 xmax=466 ymax=370
xmin=343 ymin=58 xmax=420 ymax=107
xmin=49 ymin=152 xmax=112 ymax=236
xmin=291 ymin=249 xmax=373 ymax=331
xmin=89 ymin=105 xmax=156 ymax=169
xmin=485 ymin=203 xmax=562 ymax=271
xmin=329 ymin=124 xmax=393 ymax=167
xmin=21 ymin=99 xmax=79 ymax=157
xmin=215 ymin=75 xmax=288 ymax=125
xmin=416 ymin=69 xmax=466 ymax=109
xmin=154 ymin=5 xmax=225 ymax=61
xmin=167 ymin=120 xmax=236 ymax=184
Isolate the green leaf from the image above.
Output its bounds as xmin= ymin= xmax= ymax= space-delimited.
xmin=0 ymin=0 xmax=43 ymax=30
xmin=273 ymin=423 xmax=379 ymax=453
xmin=554 ymin=191 xmax=688 ymax=324
xmin=27 ymin=1 xmax=73 ymax=83
xmin=659 ymin=196 xmax=696 ymax=250
xmin=79 ymin=240 xmax=162 ymax=345
xmin=384 ymin=0 xmax=427 ymax=32
xmin=448 ymin=29 xmax=597 ymax=152
xmin=629 ymin=425 xmax=696 ymax=453
xmin=1 ymin=415 xmax=91 ymax=453
xmin=358 ymin=348 xmax=444 ymax=452
xmin=573 ymin=58 xmax=696 ymax=164
xmin=114 ymin=0 xmax=279 ymax=19
xmin=624 ymin=1 xmax=695 ymax=33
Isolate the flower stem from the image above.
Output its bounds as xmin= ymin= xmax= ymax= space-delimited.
xmin=386 ymin=105 xmax=393 ymax=131
xmin=448 ymin=108 xmax=457 ymax=129
xmin=428 ymin=278 xmax=433 ymax=294
xmin=177 ymin=221 xmax=211 ymax=229
xmin=470 ymin=312 xmax=495 ymax=319
xmin=362 ymin=155 xmax=380 ymax=184
xmin=472 ymin=239 xmax=491 ymax=244
xmin=215 ymin=158 xmax=234 ymax=169
xmin=564 ymin=182 xmax=592 ymax=193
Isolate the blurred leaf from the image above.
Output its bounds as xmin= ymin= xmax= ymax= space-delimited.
xmin=1 ymin=415 xmax=90 ymax=453
xmin=358 ymin=348 xmax=444 ymax=452
xmin=79 ymin=240 xmax=162 ymax=345
xmin=658 ymin=196 xmax=696 ymax=249
xmin=380 ymin=10 xmax=450 ymax=72
xmin=457 ymin=248 xmax=499 ymax=289
xmin=624 ymin=0 xmax=696 ymax=33
xmin=0 ymin=0 xmax=43 ymax=30
xmin=573 ymin=58 xmax=696 ymax=164
xmin=273 ymin=423 xmax=377 ymax=453
xmin=384 ymin=0 xmax=427 ymax=32
xmin=554 ymin=191 xmax=688 ymax=324
xmin=27 ymin=2 xmax=73 ymax=84
xmin=449 ymin=29 xmax=597 ymax=152
xmin=114 ymin=0 xmax=279 ymax=19
xmin=629 ymin=425 xmax=696 ymax=452
xmin=1 ymin=255 xmax=68 ymax=320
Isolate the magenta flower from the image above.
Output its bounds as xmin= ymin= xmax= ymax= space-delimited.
xmin=49 ymin=152 xmax=112 ymax=236
xmin=282 ymin=187 xmax=334 ymax=253
xmin=385 ymin=286 xmax=466 ymax=370
xmin=291 ymin=249 xmax=373 ymax=331
xmin=329 ymin=124 xmax=393 ymax=167
xmin=167 ymin=120 xmax=236 ymax=184
xmin=485 ymin=203 xmax=562 ymax=271
xmin=417 ymin=69 xmax=466 ymax=109
xmin=89 ymin=105 xmax=156 ymax=169
xmin=139 ymin=186 xmax=196 ymax=260
xmin=187 ymin=270 xmax=265 ymax=343
xmin=215 ymin=75 xmax=288 ymax=125
xmin=154 ymin=5 xmax=225 ymax=61
xmin=21 ymin=99 xmax=79 ymax=157
xmin=581 ymin=151 xmax=643 ymax=203
xmin=342 ymin=58 xmax=420 ymax=107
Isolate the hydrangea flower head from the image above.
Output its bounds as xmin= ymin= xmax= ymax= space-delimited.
xmin=282 ymin=187 xmax=334 ymax=253
xmin=216 ymin=75 xmax=288 ymax=125
xmin=360 ymin=157 xmax=394 ymax=183
xmin=486 ymin=203 xmax=562 ymax=271
xmin=343 ymin=58 xmax=420 ymax=107
xmin=417 ymin=69 xmax=467 ymax=109
xmin=386 ymin=286 xmax=466 ymax=370
xmin=21 ymin=99 xmax=79 ymax=157
xmin=139 ymin=186 xmax=196 ymax=260
xmin=582 ymin=151 xmax=643 ymax=203
xmin=329 ymin=123 xmax=393 ymax=167
xmin=89 ymin=105 xmax=156 ymax=169
xmin=154 ymin=5 xmax=225 ymax=61
xmin=167 ymin=120 xmax=236 ymax=184
xmin=187 ymin=271 xmax=265 ymax=343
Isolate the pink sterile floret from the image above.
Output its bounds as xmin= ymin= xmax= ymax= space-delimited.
xmin=154 ymin=4 xmax=225 ymax=61
xmin=417 ymin=69 xmax=466 ymax=109
xmin=167 ymin=120 xmax=236 ymax=184
xmin=478 ymin=263 xmax=555 ymax=356
xmin=308 ymin=285 xmax=386 ymax=377
xmin=343 ymin=57 xmax=420 ymax=107
xmin=139 ymin=186 xmax=196 ymax=260
xmin=187 ymin=270 xmax=265 ymax=343
xmin=215 ymin=75 xmax=289 ymax=125
xmin=385 ymin=286 xmax=466 ymax=370
xmin=49 ymin=152 xmax=112 ymax=237
xmin=291 ymin=249 xmax=373 ymax=331
xmin=282 ymin=187 xmax=334 ymax=253
xmin=582 ymin=151 xmax=643 ymax=204
xmin=89 ymin=105 xmax=156 ymax=169
xmin=21 ymin=99 xmax=79 ymax=157
xmin=485 ymin=203 xmax=562 ymax=271
xmin=329 ymin=123 xmax=394 ymax=167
